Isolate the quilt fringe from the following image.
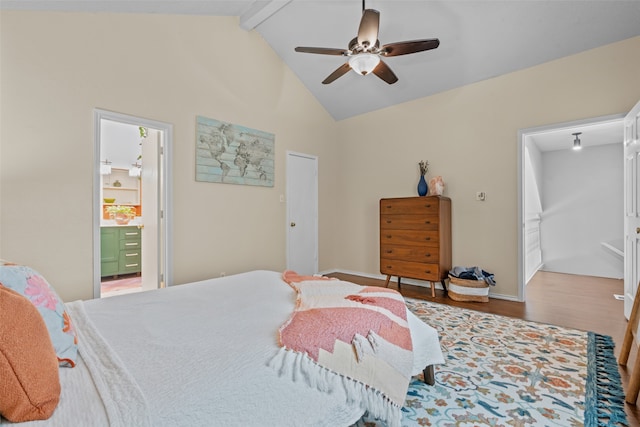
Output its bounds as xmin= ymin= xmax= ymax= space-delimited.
xmin=268 ymin=346 xmax=402 ymax=427
xmin=584 ymin=332 xmax=628 ymax=427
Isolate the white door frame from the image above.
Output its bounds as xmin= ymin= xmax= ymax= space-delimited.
xmin=93 ymin=109 xmax=173 ymax=298
xmin=517 ymin=113 xmax=624 ymax=302
xmin=286 ymin=151 xmax=318 ymax=274
xmin=623 ymin=100 xmax=640 ymax=318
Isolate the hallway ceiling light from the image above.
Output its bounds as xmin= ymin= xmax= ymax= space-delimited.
xmin=100 ymin=159 xmax=112 ymax=175
xmin=572 ymin=132 xmax=582 ymax=151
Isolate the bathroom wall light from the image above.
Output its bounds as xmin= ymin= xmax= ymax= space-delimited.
xmin=100 ymin=159 xmax=112 ymax=175
xmin=572 ymin=132 xmax=582 ymax=151
xmin=129 ymin=162 xmax=141 ymax=177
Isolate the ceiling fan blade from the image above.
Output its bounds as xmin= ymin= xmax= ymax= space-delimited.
xmin=381 ymin=39 xmax=440 ymax=57
xmin=322 ymin=62 xmax=352 ymax=84
xmin=357 ymin=9 xmax=380 ymax=49
xmin=295 ymin=47 xmax=349 ymax=56
xmin=372 ymin=60 xmax=398 ymax=84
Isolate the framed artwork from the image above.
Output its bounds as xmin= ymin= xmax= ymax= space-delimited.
xmin=195 ymin=116 xmax=274 ymax=187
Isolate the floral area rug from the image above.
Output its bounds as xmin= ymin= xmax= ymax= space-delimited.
xmin=357 ymin=298 xmax=628 ymax=427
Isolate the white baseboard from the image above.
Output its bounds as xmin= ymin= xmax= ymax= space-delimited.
xmin=525 ymin=262 xmax=544 ymax=285
xmin=319 ymin=268 xmax=519 ymax=302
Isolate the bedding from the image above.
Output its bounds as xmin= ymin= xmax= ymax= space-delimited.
xmin=272 ymin=271 xmax=414 ymax=427
xmin=1 ymin=270 xmax=444 ymax=427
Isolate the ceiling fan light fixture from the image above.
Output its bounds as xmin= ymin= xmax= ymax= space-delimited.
xmin=348 ymin=53 xmax=380 ymax=76
xmin=572 ymin=132 xmax=582 ymax=150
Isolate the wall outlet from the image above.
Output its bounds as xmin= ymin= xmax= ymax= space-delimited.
xmin=476 ymin=191 xmax=486 ymax=201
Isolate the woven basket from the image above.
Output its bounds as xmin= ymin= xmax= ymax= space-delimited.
xmin=448 ymin=275 xmax=489 ymax=302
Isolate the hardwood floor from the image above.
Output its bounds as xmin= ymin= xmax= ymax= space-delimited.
xmin=326 ymin=270 xmax=639 ymax=426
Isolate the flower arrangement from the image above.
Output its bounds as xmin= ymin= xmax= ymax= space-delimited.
xmin=106 ymin=205 xmax=136 ymax=216
xmin=419 ymin=160 xmax=429 ymax=176
xmin=106 ymin=205 xmax=136 ymax=225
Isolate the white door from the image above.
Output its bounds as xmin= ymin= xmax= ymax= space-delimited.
xmin=624 ymin=99 xmax=640 ymax=318
xmin=141 ymin=128 xmax=160 ymax=291
xmin=286 ymin=152 xmax=318 ymax=275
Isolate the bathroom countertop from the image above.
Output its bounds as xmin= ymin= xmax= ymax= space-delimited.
xmin=101 ymin=219 xmax=142 ymax=228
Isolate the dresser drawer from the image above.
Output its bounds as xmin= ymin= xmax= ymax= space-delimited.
xmin=380 ymin=197 xmax=440 ymax=215
xmin=119 ymin=250 xmax=141 ymax=274
xmin=381 ymin=245 xmax=439 ymax=263
xmin=380 ymin=260 xmax=442 ymax=281
xmin=380 ymin=229 xmax=439 ymax=247
xmin=380 ymin=214 xmax=439 ymax=230
xmin=119 ymin=239 xmax=140 ymax=250
xmin=119 ymin=227 xmax=141 ymax=240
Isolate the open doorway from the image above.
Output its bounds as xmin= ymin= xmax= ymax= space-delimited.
xmin=93 ymin=109 xmax=173 ymax=298
xmin=517 ymin=114 xmax=624 ymax=302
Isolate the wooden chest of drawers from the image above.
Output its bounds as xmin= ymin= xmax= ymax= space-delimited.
xmin=379 ymin=196 xmax=452 ymax=297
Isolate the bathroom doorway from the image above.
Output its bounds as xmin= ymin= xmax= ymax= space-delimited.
xmin=93 ymin=109 xmax=173 ymax=298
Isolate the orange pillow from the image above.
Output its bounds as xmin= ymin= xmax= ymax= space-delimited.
xmin=0 ymin=285 xmax=61 ymax=422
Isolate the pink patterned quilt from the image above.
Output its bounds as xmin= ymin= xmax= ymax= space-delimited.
xmin=270 ymin=271 xmax=413 ymax=427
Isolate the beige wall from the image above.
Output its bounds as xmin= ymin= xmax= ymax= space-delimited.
xmin=331 ymin=36 xmax=640 ymax=298
xmin=0 ymin=11 xmax=339 ymax=301
xmin=1 ymin=10 xmax=639 ymax=302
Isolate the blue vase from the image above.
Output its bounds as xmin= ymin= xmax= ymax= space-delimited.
xmin=417 ymin=174 xmax=428 ymax=196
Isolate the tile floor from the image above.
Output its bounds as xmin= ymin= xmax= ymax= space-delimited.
xmin=101 ymin=274 xmax=142 ymax=298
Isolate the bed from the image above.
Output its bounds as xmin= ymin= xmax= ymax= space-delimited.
xmin=0 ymin=269 xmax=444 ymax=427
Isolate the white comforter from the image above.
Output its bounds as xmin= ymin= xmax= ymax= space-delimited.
xmin=5 ymin=271 xmax=444 ymax=427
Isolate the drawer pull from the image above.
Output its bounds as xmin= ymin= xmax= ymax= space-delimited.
xmin=125 ymin=263 xmax=139 ymax=268
xmin=425 ymin=221 xmax=431 ymax=224
xmin=386 ymin=265 xmax=393 ymax=269
xmin=386 ymin=235 xmax=392 ymax=238
xmin=424 ymin=204 xmax=431 ymax=208
xmin=386 ymin=220 xmax=392 ymax=224
xmin=125 ymin=232 xmax=138 ymax=236
xmin=425 ymin=254 xmax=431 ymax=257
xmin=125 ymin=242 xmax=138 ymax=246
xmin=386 ymin=250 xmax=393 ymax=254
xmin=125 ymin=253 xmax=139 ymax=257
xmin=425 ymin=237 xmax=431 ymax=241
xmin=424 ymin=270 xmax=431 ymax=274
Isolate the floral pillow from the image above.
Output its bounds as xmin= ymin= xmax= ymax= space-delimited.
xmin=0 ymin=261 xmax=78 ymax=367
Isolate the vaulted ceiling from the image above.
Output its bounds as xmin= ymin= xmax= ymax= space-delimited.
xmin=3 ymin=0 xmax=640 ymax=125
xmin=5 ymin=0 xmax=640 ymax=151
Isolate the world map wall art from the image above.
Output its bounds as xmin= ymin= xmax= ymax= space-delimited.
xmin=195 ymin=116 xmax=275 ymax=187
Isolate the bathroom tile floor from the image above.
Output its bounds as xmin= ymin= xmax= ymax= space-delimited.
xmin=101 ymin=274 xmax=142 ymax=298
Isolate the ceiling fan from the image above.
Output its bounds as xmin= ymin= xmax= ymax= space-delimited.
xmin=294 ymin=1 xmax=440 ymax=85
